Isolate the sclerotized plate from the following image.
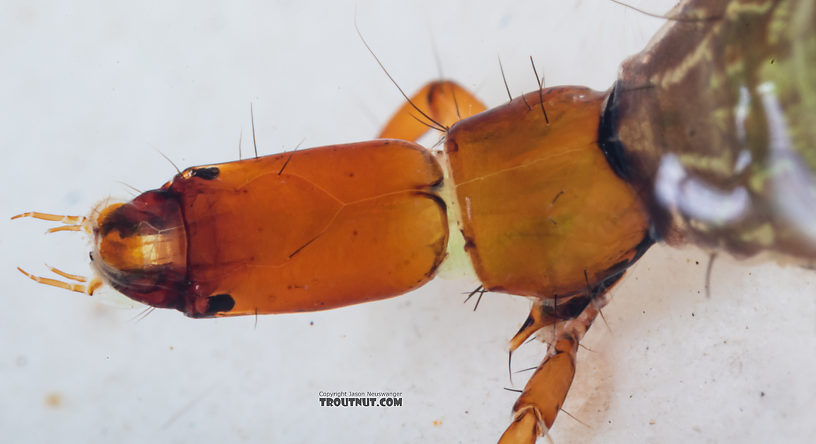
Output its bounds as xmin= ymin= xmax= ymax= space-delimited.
xmin=2 ymin=1 xmax=813 ymax=442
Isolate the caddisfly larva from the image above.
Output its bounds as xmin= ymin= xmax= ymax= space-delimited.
xmin=4 ymin=1 xmax=814 ymax=442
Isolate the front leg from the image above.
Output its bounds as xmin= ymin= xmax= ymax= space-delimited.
xmin=499 ymin=288 xmax=614 ymax=443
xmin=378 ymin=80 xmax=486 ymax=140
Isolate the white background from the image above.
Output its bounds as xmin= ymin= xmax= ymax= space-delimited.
xmin=2 ymin=0 xmax=815 ymax=443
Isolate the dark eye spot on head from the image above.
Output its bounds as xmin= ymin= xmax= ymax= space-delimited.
xmin=191 ymin=167 xmax=220 ymax=180
xmin=205 ymin=293 xmax=235 ymax=315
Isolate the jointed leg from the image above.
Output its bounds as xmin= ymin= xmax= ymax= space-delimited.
xmin=378 ymin=80 xmax=486 ymax=141
xmin=498 ymin=289 xmax=614 ymax=443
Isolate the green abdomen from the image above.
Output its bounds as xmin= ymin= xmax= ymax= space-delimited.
xmin=610 ymin=0 xmax=816 ymax=263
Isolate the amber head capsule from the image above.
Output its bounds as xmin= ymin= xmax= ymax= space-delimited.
xmin=86 ymin=139 xmax=448 ymax=317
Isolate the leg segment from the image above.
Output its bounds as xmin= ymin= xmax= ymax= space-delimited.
xmin=378 ymin=80 xmax=486 ymax=141
xmin=499 ymin=289 xmax=614 ymax=444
